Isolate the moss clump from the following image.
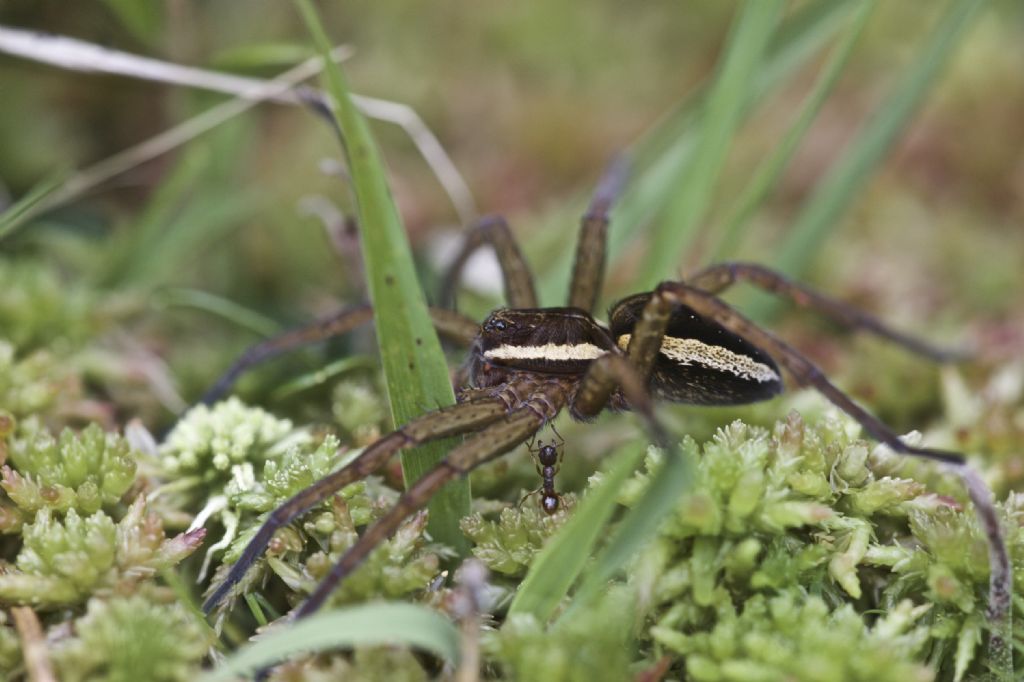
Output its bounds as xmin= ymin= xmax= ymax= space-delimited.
xmin=0 ymin=496 xmax=204 ymax=609
xmin=654 ymin=592 xmax=933 ymax=682
xmin=160 ymin=397 xmax=310 ymax=491
xmin=1 ymin=419 xmax=137 ymax=530
xmin=0 ymin=259 xmax=95 ymax=353
xmin=53 ymin=595 xmax=211 ymax=682
xmin=0 ymin=344 xmax=81 ymax=420
xmin=461 ymin=495 xmax=577 ymax=576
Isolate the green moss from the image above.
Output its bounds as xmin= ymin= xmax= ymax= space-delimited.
xmin=460 ymin=495 xmax=577 ymax=576
xmin=0 ymin=259 xmax=95 ymax=353
xmin=160 ymin=397 xmax=309 ymax=491
xmin=653 ymin=592 xmax=933 ymax=682
xmin=1 ymin=419 xmax=137 ymax=527
xmin=53 ymin=596 xmax=211 ymax=682
xmin=0 ymin=343 xmax=80 ymax=420
xmin=0 ymin=496 xmax=204 ymax=609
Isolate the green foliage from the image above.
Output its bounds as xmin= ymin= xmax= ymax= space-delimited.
xmin=461 ymin=495 xmax=577 ymax=576
xmin=160 ymin=397 xmax=309 ymax=488
xmin=1 ymin=420 xmax=136 ymax=525
xmin=0 ymin=345 xmax=78 ymax=420
xmin=0 ymin=497 xmax=204 ymax=609
xmin=0 ymin=259 xmax=95 ymax=352
xmin=655 ymin=592 xmax=934 ymax=682
xmin=54 ymin=596 xmax=211 ymax=682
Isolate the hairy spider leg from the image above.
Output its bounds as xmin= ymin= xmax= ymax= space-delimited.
xmin=201 ymin=396 xmax=508 ymax=614
xmin=440 ymin=215 xmax=538 ymax=310
xmin=295 ymin=403 xmax=550 ymax=618
xmin=199 ymin=304 xmax=479 ymax=405
xmin=567 ymin=156 xmax=628 ymax=313
xmin=637 ymin=280 xmax=1010 ymax=628
xmin=687 ymin=261 xmax=967 ymax=362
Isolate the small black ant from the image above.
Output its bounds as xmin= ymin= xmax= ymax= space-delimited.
xmin=525 ymin=428 xmax=565 ymax=514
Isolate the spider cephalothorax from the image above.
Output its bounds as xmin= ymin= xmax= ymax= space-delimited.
xmin=197 ymin=160 xmax=1007 ymax=630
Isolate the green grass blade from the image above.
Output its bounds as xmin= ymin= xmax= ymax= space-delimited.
xmin=563 ymin=438 xmax=696 ymax=620
xmin=271 ymin=355 xmax=378 ymax=401
xmin=709 ymin=0 xmax=876 ymax=261
xmin=639 ymin=0 xmax=784 ymax=287
xmin=295 ymin=0 xmax=468 ymax=552
xmin=753 ymin=0 xmax=988 ymax=319
xmin=156 ymin=287 xmax=281 ymax=337
xmin=0 ymin=173 xmax=65 ymax=244
xmin=532 ymin=0 xmax=858 ymax=305
xmin=508 ymin=441 xmax=647 ymax=621
xmin=200 ymin=602 xmax=460 ymax=681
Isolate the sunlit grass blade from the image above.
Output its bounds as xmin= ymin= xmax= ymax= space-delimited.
xmin=295 ymin=0 xmax=468 ymax=552
xmin=200 ymin=603 xmax=460 ymax=681
xmin=640 ymin=0 xmax=784 ymax=287
xmin=709 ymin=0 xmax=876 ymax=261
xmin=532 ymin=0 xmax=860 ymax=305
xmin=752 ymin=0 xmax=989 ymax=320
xmin=563 ymin=438 xmax=696 ymax=620
xmin=508 ymin=441 xmax=647 ymax=621
xmin=0 ymin=173 xmax=65 ymax=244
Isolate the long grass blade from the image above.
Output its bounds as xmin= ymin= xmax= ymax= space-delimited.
xmin=709 ymin=0 xmax=876 ymax=261
xmin=0 ymin=173 xmax=64 ymax=244
xmin=752 ymin=0 xmax=989 ymax=319
xmin=508 ymin=441 xmax=647 ymax=621
xmin=200 ymin=602 xmax=460 ymax=681
xmin=640 ymin=0 xmax=784 ymax=286
xmin=295 ymin=0 xmax=469 ymax=552
xmin=532 ymin=0 xmax=860 ymax=305
xmin=563 ymin=438 xmax=696 ymax=620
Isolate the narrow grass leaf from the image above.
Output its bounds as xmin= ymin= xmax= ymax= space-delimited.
xmin=564 ymin=437 xmax=697 ymax=619
xmin=200 ymin=603 xmax=460 ymax=681
xmin=709 ymin=0 xmax=876 ymax=261
xmin=0 ymin=173 xmax=65 ymax=244
xmin=295 ymin=0 xmax=469 ymax=552
xmin=271 ymin=355 xmax=378 ymax=401
xmin=640 ymin=0 xmax=784 ymax=287
xmin=508 ymin=441 xmax=647 ymax=621
xmin=157 ymin=287 xmax=282 ymax=338
xmin=532 ymin=0 xmax=859 ymax=305
xmin=753 ymin=0 xmax=988 ymax=319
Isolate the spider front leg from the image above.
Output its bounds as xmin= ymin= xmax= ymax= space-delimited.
xmin=198 ymin=304 xmax=479 ymax=405
xmin=567 ymin=156 xmax=629 ymax=313
xmin=639 ymin=281 xmax=1011 ymax=633
xmin=201 ymin=395 xmax=509 ymax=614
xmin=687 ymin=261 xmax=966 ymax=362
xmin=440 ymin=215 xmax=538 ymax=309
xmin=294 ymin=402 xmax=551 ymax=619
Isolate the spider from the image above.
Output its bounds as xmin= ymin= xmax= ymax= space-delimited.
xmin=199 ymin=160 xmax=1007 ymax=628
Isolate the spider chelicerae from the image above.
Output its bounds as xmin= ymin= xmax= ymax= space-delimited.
xmin=200 ymin=160 xmax=1007 ymax=627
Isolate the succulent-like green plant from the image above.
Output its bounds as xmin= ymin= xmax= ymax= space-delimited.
xmin=1 ymin=419 xmax=137 ymax=530
xmin=461 ymin=495 xmax=577 ymax=576
xmin=53 ymin=595 xmax=212 ymax=682
xmin=0 ymin=496 xmax=204 ymax=609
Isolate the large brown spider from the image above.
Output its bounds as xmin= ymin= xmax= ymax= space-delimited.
xmin=200 ymin=161 xmax=1007 ymax=631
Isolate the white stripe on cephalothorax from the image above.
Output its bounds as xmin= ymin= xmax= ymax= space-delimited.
xmin=616 ymin=334 xmax=779 ymax=383
xmin=484 ymin=342 xmax=608 ymax=362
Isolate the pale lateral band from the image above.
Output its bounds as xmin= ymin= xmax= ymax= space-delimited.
xmin=617 ymin=334 xmax=779 ymax=383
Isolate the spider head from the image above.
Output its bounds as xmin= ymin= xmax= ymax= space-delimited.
xmin=471 ymin=307 xmax=617 ymax=383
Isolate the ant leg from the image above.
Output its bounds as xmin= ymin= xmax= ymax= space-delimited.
xmin=644 ymin=281 xmax=1010 ymax=629
xmin=294 ymin=404 xmax=547 ymax=619
xmin=440 ymin=215 xmax=538 ymax=309
xmin=567 ymin=156 xmax=629 ymax=313
xmin=201 ymin=396 xmax=508 ymax=614
xmin=199 ymin=304 xmax=479 ymax=405
xmin=687 ymin=262 xmax=965 ymax=362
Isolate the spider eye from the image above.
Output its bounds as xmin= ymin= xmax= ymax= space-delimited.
xmin=485 ymin=317 xmax=509 ymax=332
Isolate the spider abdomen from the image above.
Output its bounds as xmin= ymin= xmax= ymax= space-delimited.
xmin=609 ymin=293 xmax=783 ymax=405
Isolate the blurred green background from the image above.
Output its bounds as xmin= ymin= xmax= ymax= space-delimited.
xmin=0 ymin=0 xmax=1022 ymax=429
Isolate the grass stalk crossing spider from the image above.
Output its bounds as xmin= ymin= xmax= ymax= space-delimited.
xmin=198 ymin=161 xmax=1009 ymax=642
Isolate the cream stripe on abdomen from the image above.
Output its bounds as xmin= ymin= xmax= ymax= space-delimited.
xmin=617 ymin=334 xmax=779 ymax=383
